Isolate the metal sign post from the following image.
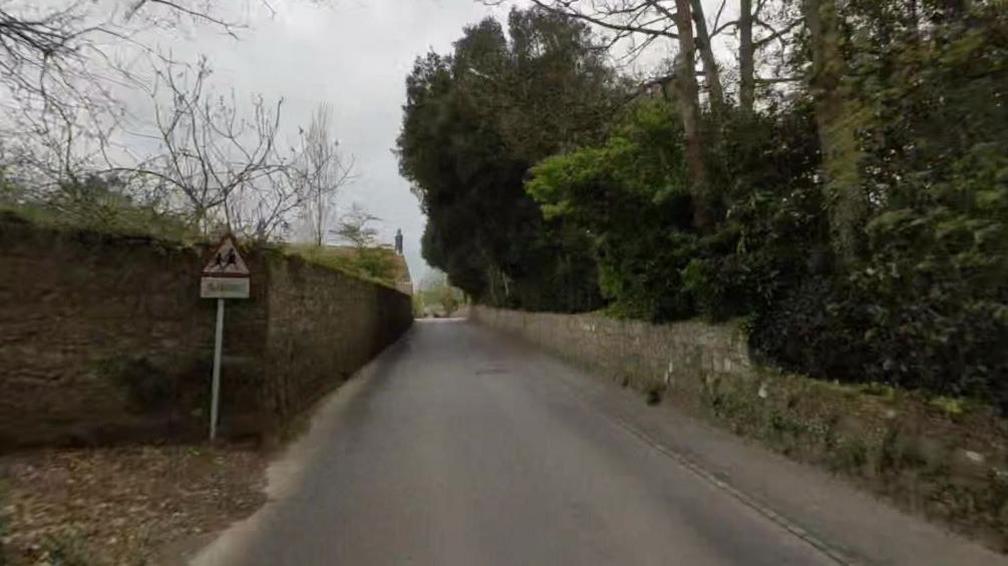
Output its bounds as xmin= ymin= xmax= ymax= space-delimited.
xmin=210 ymin=298 xmax=225 ymax=440
xmin=200 ymin=234 xmax=250 ymax=441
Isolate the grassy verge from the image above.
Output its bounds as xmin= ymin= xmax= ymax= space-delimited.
xmin=281 ymin=243 xmax=400 ymax=289
xmin=654 ymin=363 xmax=1008 ymax=551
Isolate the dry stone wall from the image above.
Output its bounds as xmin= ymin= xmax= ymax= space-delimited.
xmin=470 ymin=306 xmax=751 ymax=400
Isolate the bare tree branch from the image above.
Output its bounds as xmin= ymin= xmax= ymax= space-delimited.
xmin=753 ymin=16 xmax=803 ymax=48
xmin=293 ymin=102 xmax=356 ymax=245
xmin=484 ymin=0 xmax=679 ymax=41
xmin=110 ymin=55 xmax=300 ymax=237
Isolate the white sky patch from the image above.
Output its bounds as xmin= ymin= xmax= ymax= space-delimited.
xmin=16 ymin=0 xmax=743 ymax=283
xmin=135 ymin=0 xmax=521 ymax=282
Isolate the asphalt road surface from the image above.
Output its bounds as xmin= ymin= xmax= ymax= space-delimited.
xmin=194 ymin=319 xmax=1006 ymax=566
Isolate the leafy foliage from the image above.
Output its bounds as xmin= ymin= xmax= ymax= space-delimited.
xmin=397 ymin=8 xmax=622 ymax=311
xmin=415 ymin=271 xmax=466 ymax=317
xmin=520 ymin=4 xmax=1008 ymax=409
xmin=839 ymin=6 xmax=1008 ymax=403
xmin=528 ymin=101 xmax=696 ymax=320
xmin=404 ymin=3 xmax=1008 ymax=410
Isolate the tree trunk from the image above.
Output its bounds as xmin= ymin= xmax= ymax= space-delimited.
xmin=315 ymin=188 xmax=325 ymax=246
xmin=689 ymin=0 xmax=725 ymax=113
xmin=905 ymin=0 xmax=920 ymax=43
xmin=193 ymin=203 xmax=214 ymax=237
xmin=739 ymin=0 xmax=755 ymax=113
xmin=805 ymin=0 xmax=866 ymax=262
xmin=672 ymin=0 xmax=709 ymax=229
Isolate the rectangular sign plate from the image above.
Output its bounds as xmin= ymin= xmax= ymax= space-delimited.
xmin=201 ymin=277 xmax=250 ymax=299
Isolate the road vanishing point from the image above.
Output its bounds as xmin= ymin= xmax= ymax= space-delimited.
xmin=194 ymin=320 xmax=1006 ymax=566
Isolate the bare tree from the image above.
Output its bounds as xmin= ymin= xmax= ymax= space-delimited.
xmin=0 ymin=0 xmax=265 ymax=106
xmin=333 ymin=203 xmax=380 ymax=249
xmin=0 ymin=2 xmax=129 ymax=190
xmin=295 ymin=102 xmax=354 ymax=246
xmin=0 ymin=1 xmax=348 ymax=244
xmin=107 ymin=56 xmax=298 ymax=238
xmin=0 ymin=1 xmax=316 ymax=191
xmin=0 ymin=2 xmax=111 ymax=114
xmin=739 ymin=0 xmax=756 ymax=111
xmin=488 ymin=1 xmax=805 ymax=113
xmin=669 ymin=0 xmax=706 ymax=195
xmin=332 ymin=202 xmax=397 ymax=281
xmin=740 ymin=0 xmax=806 ymax=112
xmin=0 ymin=2 xmax=250 ymax=149
xmin=487 ymin=1 xmax=724 ymax=105
xmin=688 ymin=0 xmax=725 ymax=112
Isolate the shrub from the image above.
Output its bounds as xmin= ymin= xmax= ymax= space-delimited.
xmin=527 ymin=100 xmax=696 ymax=320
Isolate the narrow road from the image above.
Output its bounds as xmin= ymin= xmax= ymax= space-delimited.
xmin=195 ymin=320 xmax=1005 ymax=566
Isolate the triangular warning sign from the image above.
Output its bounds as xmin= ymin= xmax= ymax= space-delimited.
xmin=202 ymin=235 xmax=250 ymax=277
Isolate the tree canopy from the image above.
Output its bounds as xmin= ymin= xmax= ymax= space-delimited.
xmin=400 ymin=2 xmax=1008 ymax=411
xmin=397 ymin=8 xmax=623 ymax=311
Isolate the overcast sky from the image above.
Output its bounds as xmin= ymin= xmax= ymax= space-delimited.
xmin=144 ymin=0 xmax=527 ymax=285
xmin=117 ymin=0 xmax=734 ymax=285
xmin=9 ymin=1 xmax=746 ymax=285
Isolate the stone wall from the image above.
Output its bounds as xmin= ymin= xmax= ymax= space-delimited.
xmin=470 ymin=307 xmax=751 ymax=398
xmin=0 ymin=213 xmax=412 ymax=451
xmin=472 ymin=306 xmax=1008 ymax=550
xmin=262 ymin=255 xmax=414 ymax=425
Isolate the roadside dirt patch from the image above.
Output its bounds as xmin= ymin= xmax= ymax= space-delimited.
xmin=0 ymin=444 xmax=266 ymax=565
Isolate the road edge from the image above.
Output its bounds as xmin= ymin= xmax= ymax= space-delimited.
xmin=180 ymin=325 xmax=416 ymax=566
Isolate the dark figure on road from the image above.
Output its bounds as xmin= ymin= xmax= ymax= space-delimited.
xmin=395 ymin=229 xmax=403 ymax=255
